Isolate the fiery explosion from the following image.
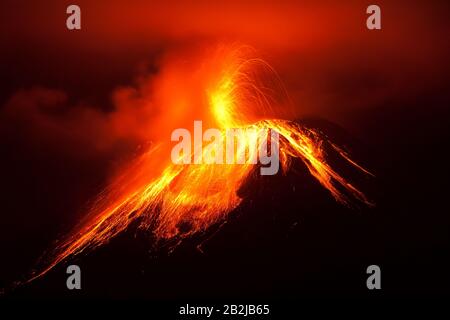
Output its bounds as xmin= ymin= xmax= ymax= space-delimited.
xmin=28 ymin=45 xmax=373 ymax=282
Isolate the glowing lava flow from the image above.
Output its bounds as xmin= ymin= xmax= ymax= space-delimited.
xmin=28 ymin=46 xmax=374 ymax=282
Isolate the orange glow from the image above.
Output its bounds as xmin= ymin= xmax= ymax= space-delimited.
xmin=28 ymin=45 xmax=373 ymax=282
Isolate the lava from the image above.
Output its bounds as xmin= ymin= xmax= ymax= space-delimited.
xmin=27 ymin=45 xmax=374 ymax=282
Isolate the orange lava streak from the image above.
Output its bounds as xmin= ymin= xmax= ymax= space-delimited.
xmin=28 ymin=46 xmax=374 ymax=282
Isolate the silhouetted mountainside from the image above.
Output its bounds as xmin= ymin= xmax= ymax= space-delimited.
xmin=7 ymin=118 xmax=383 ymax=300
xmin=7 ymin=108 xmax=450 ymax=300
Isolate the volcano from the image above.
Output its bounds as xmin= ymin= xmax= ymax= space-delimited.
xmin=6 ymin=46 xmax=374 ymax=287
xmin=9 ymin=117 xmax=376 ymax=300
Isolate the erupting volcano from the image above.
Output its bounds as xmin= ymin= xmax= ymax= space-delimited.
xmin=27 ymin=45 xmax=374 ymax=282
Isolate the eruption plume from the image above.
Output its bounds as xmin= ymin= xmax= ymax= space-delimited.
xmin=27 ymin=45 xmax=374 ymax=282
